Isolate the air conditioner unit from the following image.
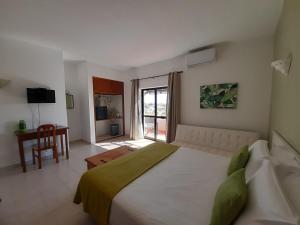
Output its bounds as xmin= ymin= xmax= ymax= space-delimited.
xmin=186 ymin=48 xmax=216 ymax=68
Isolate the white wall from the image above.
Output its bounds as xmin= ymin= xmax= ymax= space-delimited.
xmin=77 ymin=62 xmax=91 ymax=142
xmin=135 ymin=54 xmax=184 ymax=89
xmin=0 ymin=37 xmax=67 ymax=168
xmin=135 ymin=37 xmax=274 ymax=138
xmin=139 ymin=76 xmax=168 ymax=90
xmin=64 ymin=62 xmax=82 ymax=141
xmin=95 ymin=119 xmax=123 ymax=137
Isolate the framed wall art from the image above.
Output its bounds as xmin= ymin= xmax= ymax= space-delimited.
xmin=200 ymin=83 xmax=238 ymax=109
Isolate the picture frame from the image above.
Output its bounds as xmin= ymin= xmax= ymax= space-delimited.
xmin=66 ymin=93 xmax=74 ymax=109
xmin=200 ymin=83 xmax=238 ymax=109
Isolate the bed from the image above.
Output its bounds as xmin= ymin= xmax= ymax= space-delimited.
xmin=74 ymin=125 xmax=259 ymax=225
xmin=109 ymin=146 xmax=229 ymax=225
xmin=75 ymin=126 xmax=300 ymax=225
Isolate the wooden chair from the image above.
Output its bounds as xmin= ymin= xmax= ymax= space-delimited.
xmin=32 ymin=124 xmax=58 ymax=169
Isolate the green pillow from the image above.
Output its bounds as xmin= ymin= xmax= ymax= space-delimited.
xmin=210 ymin=169 xmax=248 ymax=225
xmin=227 ymin=145 xmax=250 ymax=176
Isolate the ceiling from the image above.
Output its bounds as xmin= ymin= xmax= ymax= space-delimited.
xmin=0 ymin=0 xmax=283 ymax=70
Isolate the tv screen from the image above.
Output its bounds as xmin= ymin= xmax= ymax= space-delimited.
xmin=27 ymin=88 xmax=56 ymax=103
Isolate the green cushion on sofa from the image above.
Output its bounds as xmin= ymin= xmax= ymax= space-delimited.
xmin=227 ymin=145 xmax=250 ymax=176
xmin=210 ymin=169 xmax=248 ymax=225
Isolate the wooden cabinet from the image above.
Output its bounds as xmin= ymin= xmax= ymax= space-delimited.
xmin=93 ymin=77 xmax=124 ymax=95
xmin=111 ymin=81 xmax=124 ymax=94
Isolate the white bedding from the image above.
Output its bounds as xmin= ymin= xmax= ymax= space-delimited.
xmin=109 ymin=147 xmax=230 ymax=225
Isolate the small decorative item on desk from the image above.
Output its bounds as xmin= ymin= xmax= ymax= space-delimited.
xmin=111 ymin=123 xmax=119 ymax=136
xmin=19 ymin=120 xmax=27 ymax=132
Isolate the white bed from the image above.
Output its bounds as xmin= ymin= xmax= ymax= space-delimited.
xmin=109 ymin=147 xmax=230 ymax=225
xmin=107 ymin=130 xmax=300 ymax=225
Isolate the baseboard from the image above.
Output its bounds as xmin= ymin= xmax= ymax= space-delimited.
xmin=0 ymin=152 xmax=65 ymax=172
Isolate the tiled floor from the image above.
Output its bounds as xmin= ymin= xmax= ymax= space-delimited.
xmin=0 ymin=137 xmax=154 ymax=225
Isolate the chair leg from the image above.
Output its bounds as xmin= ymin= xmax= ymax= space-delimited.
xmin=32 ymin=149 xmax=36 ymax=165
xmin=54 ymin=146 xmax=59 ymax=163
xmin=60 ymin=135 xmax=64 ymax=156
xmin=38 ymin=150 xmax=42 ymax=169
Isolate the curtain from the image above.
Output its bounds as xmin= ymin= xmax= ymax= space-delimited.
xmin=130 ymin=79 xmax=142 ymax=140
xmin=166 ymin=72 xmax=181 ymax=143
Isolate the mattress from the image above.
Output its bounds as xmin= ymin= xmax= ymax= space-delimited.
xmin=109 ymin=147 xmax=230 ymax=225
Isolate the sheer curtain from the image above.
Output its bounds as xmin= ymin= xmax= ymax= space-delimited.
xmin=130 ymin=79 xmax=143 ymax=140
xmin=166 ymin=72 xmax=181 ymax=143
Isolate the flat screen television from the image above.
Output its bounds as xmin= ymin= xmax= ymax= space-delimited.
xmin=27 ymin=88 xmax=56 ymax=103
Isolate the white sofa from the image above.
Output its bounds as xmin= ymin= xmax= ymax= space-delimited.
xmin=172 ymin=124 xmax=259 ymax=155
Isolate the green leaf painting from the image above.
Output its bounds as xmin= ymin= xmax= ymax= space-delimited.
xmin=200 ymin=83 xmax=238 ymax=109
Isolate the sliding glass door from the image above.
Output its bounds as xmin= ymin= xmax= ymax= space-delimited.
xmin=142 ymin=87 xmax=168 ymax=141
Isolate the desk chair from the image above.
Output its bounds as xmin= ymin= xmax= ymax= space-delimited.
xmin=32 ymin=124 xmax=58 ymax=169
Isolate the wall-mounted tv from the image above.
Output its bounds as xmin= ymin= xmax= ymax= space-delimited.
xmin=27 ymin=88 xmax=56 ymax=103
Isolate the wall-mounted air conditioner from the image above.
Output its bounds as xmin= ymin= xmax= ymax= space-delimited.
xmin=186 ymin=48 xmax=216 ymax=68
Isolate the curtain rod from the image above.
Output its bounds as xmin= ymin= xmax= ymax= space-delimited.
xmin=131 ymin=71 xmax=183 ymax=82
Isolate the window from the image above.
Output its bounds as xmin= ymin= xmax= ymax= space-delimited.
xmin=142 ymin=87 xmax=168 ymax=141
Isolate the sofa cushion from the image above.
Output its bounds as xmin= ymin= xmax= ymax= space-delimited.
xmin=174 ymin=124 xmax=259 ymax=153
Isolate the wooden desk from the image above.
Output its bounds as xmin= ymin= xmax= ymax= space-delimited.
xmin=15 ymin=126 xmax=69 ymax=172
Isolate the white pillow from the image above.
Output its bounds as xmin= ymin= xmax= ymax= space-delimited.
xmin=271 ymin=145 xmax=300 ymax=168
xmin=249 ymin=140 xmax=269 ymax=152
xmin=274 ymin=163 xmax=300 ymax=181
xmin=245 ymin=140 xmax=270 ymax=182
xmin=279 ymin=167 xmax=300 ymax=216
xmin=234 ymin=160 xmax=299 ymax=225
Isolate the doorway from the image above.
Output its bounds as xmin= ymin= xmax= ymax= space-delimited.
xmin=92 ymin=77 xmax=125 ymax=142
xmin=141 ymin=87 xmax=168 ymax=141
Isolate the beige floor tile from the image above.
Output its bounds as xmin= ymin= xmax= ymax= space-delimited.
xmin=0 ymin=137 xmax=153 ymax=225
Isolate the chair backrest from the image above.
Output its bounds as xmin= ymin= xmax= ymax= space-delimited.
xmin=37 ymin=124 xmax=56 ymax=149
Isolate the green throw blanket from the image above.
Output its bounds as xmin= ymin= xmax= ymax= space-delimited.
xmin=74 ymin=142 xmax=179 ymax=225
